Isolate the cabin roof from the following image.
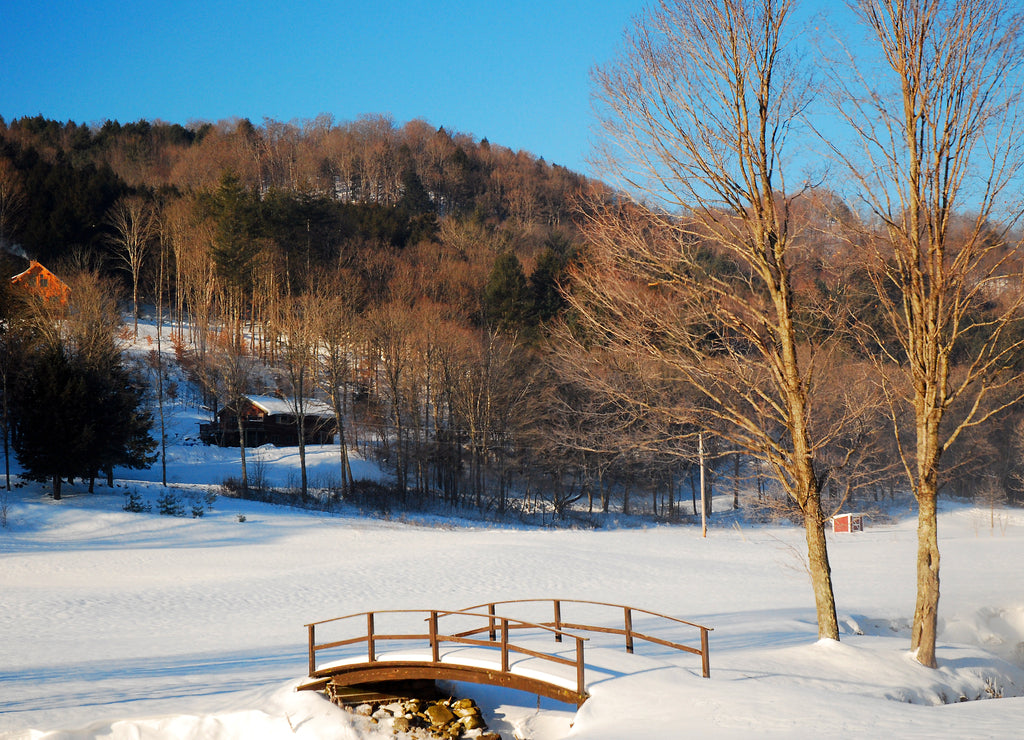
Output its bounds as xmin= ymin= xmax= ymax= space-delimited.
xmin=245 ymin=394 xmax=334 ymax=418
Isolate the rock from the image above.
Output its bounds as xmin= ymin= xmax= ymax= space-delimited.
xmin=459 ymin=715 xmax=486 ymax=731
xmin=328 ymin=689 xmax=494 ymax=739
xmin=426 ymin=703 xmax=456 ymax=727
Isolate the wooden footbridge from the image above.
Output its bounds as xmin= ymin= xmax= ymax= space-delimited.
xmin=297 ymin=599 xmax=712 ymax=706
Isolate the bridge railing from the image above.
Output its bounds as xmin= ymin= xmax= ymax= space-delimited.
xmin=458 ymin=599 xmax=712 ymax=678
xmin=305 ymin=608 xmax=590 ymax=699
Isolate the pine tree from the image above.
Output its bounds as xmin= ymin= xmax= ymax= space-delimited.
xmin=482 ymin=252 xmax=530 ymax=333
xmin=10 ymin=345 xmax=94 ymax=499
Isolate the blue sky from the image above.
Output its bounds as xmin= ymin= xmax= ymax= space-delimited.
xmin=1 ymin=1 xmax=645 ymax=175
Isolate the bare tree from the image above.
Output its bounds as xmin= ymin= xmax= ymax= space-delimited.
xmin=277 ymin=291 xmax=321 ymax=498
xmin=577 ymin=0 xmax=848 ymax=639
xmin=0 ymin=157 xmax=26 ymax=251
xmin=205 ymin=331 xmax=257 ymax=494
xmin=314 ymin=274 xmax=363 ymax=497
xmin=105 ymin=194 xmax=157 ymax=339
xmin=452 ymin=327 xmax=533 ymax=513
xmin=365 ymin=302 xmax=415 ymax=501
xmin=151 ymin=198 xmax=176 ymax=486
xmin=827 ymin=0 xmax=1024 ymax=667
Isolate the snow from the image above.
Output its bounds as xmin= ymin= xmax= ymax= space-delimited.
xmin=4 ymin=485 xmax=1023 ymax=739
xmin=245 ymin=394 xmax=334 ymax=419
xmin=2 ymin=317 xmax=1024 ymax=738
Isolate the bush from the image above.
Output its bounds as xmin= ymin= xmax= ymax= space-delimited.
xmin=123 ymin=489 xmax=152 ymax=513
xmin=188 ymin=488 xmax=217 ymax=517
xmin=157 ymin=491 xmax=186 ymax=517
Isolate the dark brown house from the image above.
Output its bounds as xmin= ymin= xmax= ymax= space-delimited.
xmin=200 ymin=395 xmax=337 ymax=447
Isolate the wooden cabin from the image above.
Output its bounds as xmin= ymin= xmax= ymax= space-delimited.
xmin=199 ymin=394 xmax=337 ymax=447
xmin=9 ymin=259 xmax=70 ymax=305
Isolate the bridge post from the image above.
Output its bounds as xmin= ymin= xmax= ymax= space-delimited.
xmin=554 ymin=600 xmax=562 ymax=643
xmin=624 ymin=607 xmax=634 ymax=654
xmin=575 ymin=635 xmax=586 ymax=696
xmin=367 ymin=612 xmax=376 ymax=662
xmin=488 ymin=603 xmax=497 ymax=642
xmin=700 ymin=626 xmax=710 ymax=678
xmin=430 ymin=611 xmax=440 ymax=663
xmin=307 ymin=624 xmax=316 ymax=676
xmin=501 ymin=618 xmax=510 ymax=673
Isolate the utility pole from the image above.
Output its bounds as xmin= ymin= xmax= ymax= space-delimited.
xmin=699 ymin=431 xmax=707 ymax=538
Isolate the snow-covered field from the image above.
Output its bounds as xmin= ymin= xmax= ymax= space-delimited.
xmin=2 ymin=319 xmax=1024 ymax=738
xmin=3 ymin=475 xmax=1024 ymax=739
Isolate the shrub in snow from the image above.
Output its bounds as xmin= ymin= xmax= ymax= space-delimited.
xmin=123 ymin=489 xmax=152 ymax=513
xmin=157 ymin=492 xmax=185 ymax=517
xmin=188 ymin=489 xmax=217 ymax=517
xmin=236 ymin=513 xmax=247 ymax=523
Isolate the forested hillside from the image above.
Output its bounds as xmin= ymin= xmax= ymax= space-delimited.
xmin=1 ymin=113 xmax=1023 ymax=523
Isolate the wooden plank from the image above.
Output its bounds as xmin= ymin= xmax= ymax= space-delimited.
xmin=326 ymin=679 xmax=441 ymax=706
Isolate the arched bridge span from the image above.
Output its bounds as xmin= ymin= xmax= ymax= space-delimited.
xmin=297 ymin=599 xmax=712 ymax=707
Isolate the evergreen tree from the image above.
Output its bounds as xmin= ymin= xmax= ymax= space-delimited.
xmin=396 ymin=168 xmax=434 ymax=217
xmin=10 ymin=345 xmax=95 ymax=499
xmin=529 ymin=240 xmax=571 ymax=324
xmin=87 ymin=355 xmax=157 ymax=487
xmin=204 ymin=172 xmax=261 ymax=319
xmin=482 ymin=251 xmax=531 ymax=333
xmin=9 ymin=269 xmax=155 ymax=498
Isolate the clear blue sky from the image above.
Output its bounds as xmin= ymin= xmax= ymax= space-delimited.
xmin=1 ymin=0 xmax=646 ymax=175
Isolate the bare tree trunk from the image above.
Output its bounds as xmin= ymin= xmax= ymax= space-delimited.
xmin=733 ymin=452 xmax=740 ymax=510
xmin=2 ymin=362 xmax=10 ymax=492
xmin=236 ymin=412 xmax=248 ymax=494
xmin=912 ymin=484 xmax=940 ymax=667
xmin=155 ymin=210 xmax=169 ymax=487
xmin=804 ymin=502 xmax=839 ymax=639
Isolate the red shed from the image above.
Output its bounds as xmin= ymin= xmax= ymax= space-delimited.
xmin=832 ymin=513 xmax=864 ymax=533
